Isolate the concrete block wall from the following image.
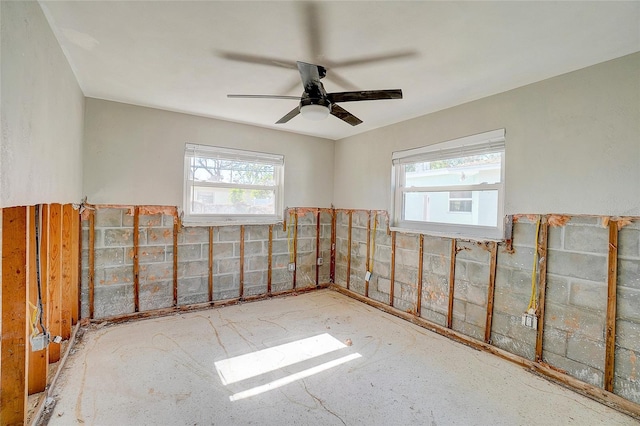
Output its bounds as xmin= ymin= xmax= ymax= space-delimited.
xmin=138 ymin=214 xmax=175 ymax=311
xmin=419 ymin=236 xmax=452 ymax=327
xmin=369 ymin=214 xmax=392 ymax=305
xmin=348 ymin=211 xmax=368 ymax=296
xmin=177 ymin=226 xmax=209 ymax=304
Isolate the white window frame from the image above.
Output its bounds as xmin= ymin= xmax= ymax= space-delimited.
xmin=183 ymin=144 xmax=284 ymax=226
xmin=390 ymin=129 xmax=506 ymax=241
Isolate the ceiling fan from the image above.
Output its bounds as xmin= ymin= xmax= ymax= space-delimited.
xmin=228 ymin=61 xmax=403 ymax=126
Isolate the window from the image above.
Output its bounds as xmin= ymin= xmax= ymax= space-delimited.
xmin=391 ymin=129 xmax=505 ymax=240
xmin=183 ymin=144 xmax=284 ymax=225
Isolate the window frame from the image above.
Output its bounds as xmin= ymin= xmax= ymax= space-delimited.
xmin=390 ymin=129 xmax=506 ymax=241
xmin=183 ymin=144 xmax=285 ymax=226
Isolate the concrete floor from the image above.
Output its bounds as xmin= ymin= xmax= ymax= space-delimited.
xmin=47 ymin=290 xmax=636 ymax=425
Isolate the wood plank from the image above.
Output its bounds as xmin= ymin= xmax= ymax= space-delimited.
xmin=70 ymin=206 xmax=80 ymax=325
xmin=292 ymin=211 xmax=298 ymax=290
xmin=27 ymin=206 xmax=47 ymax=394
xmin=346 ymin=211 xmax=353 ymax=290
xmin=239 ymin=225 xmax=245 ymax=299
xmin=389 ymin=231 xmax=396 ymax=307
xmin=208 ymin=227 xmax=214 ymax=302
xmin=268 ymin=225 xmax=273 ymax=295
xmin=535 ymin=218 xmax=549 ymax=362
xmin=447 ymin=239 xmax=457 ymax=329
xmin=604 ymin=219 xmax=619 ymax=392
xmin=416 ymin=234 xmax=424 ymax=316
xmin=173 ymin=218 xmax=179 ymax=306
xmin=133 ymin=207 xmax=140 ymax=312
xmin=330 ymin=210 xmax=336 ymax=283
xmin=60 ymin=204 xmax=73 ymax=340
xmin=315 ymin=211 xmax=321 ymax=287
xmin=1 ymin=206 xmax=28 ymax=425
xmin=88 ymin=209 xmax=95 ymax=319
xmin=48 ymin=204 xmax=62 ymax=363
xmin=485 ymin=241 xmax=498 ymax=343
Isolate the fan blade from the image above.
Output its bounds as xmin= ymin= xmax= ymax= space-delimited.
xmin=324 ymin=71 xmax=359 ymax=91
xmin=328 ymin=89 xmax=402 ymax=103
xmin=217 ymin=51 xmax=297 ymax=70
xmin=297 ymin=61 xmax=326 ymax=94
xmin=276 ymin=106 xmax=301 ymax=124
xmin=330 ymin=104 xmax=362 ymax=126
xmin=228 ymin=94 xmax=301 ymax=100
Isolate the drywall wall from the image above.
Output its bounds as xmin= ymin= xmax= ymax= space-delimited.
xmin=83 ymin=99 xmax=334 ymax=208
xmin=333 ymin=53 xmax=640 ymax=216
xmin=0 ymin=1 xmax=84 ymax=207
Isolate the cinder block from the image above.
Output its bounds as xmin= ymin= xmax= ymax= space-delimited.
xmin=543 ymin=351 xmax=603 ymax=387
xmin=95 ymin=208 xmax=123 ymax=227
xmin=545 ymin=274 xmax=570 ymax=305
xmin=466 ymin=283 xmax=487 ymax=307
xmin=95 ymin=247 xmax=124 ymax=267
xmin=371 ymin=261 xmax=390 ymax=279
xmin=394 ymin=265 xmax=417 ymax=287
xmin=377 ymin=277 xmax=391 ymax=294
xmin=138 ymin=245 xmax=167 ymax=264
xmin=617 ymin=287 xmax=640 ymax=322
xmin=243 ymin=270 xmax=267 ymax=287
xmin=547 ymin=249 xmax=607 ymax=282
xmin=177 ymin=244 xmax=203 ymax=261
xmin=213 ymin=273 xmax=239 ymax=291
xmin=568 ymin=279 xmax=607 ymax=311
xmin=296 ymin=238 xmax=315 ymax=253
xmin=218 ymin=226 xmax=241 ymax=241
xmin=464 ymin=302 xmax=487 ymax=327
xmin=564 ymin=224 xmax=608 ymax=254
xmin=178 ymin=292 xmax=209 ymax=306
xmin=93 ymin=284 xmax=134 ymax=318
xmin=216 ymin=258 xmax=240 ymax=274
xmin=101 ymin=265 xmax=134 ymax=286
xmin=178 ymin=276 xmax=207 ymax=296
xmin=493 ymin=290 xmax=529 ymax=317
xmin=566 ymin=334 xmax=605 ymax=370
xmin=183 ymin=260 xmax=209 ymax=277
xmin=513 ymin=220 xmax=537 ymax=248
xmin=547 ymin=226 xmax=563 ymax=249
xmin=419 ymin=308 xmax=446 ymax=327
xmin=618 ymin=258 xmax=640 ymax=290
xmin=617 ymin=320 xmax=640 ymax=352
xmin=393 ymin=296 xmax=414 ymax=314
xmin=103 ymin=228 xmax=141 ymax=247
xmin=613 ymin=347 xmax=640 ymax=386
xmin=139 ymin=262 xmax=173 ymax=282
xmin=138 ymin=214 xmax=162 ymax=227
xmin=162 ymin=214 xmax=176 ymax=227
xmin=490 ymin=332 xmax=535 ymax=360
xmin=544 ymin=302 xmax=605 ymax=341
xmin=180 ymin=227 xmax=210 ymax=244
xmin=298 ymin=224 xmax=317 ymax=238
xmin=396 ymin=247 xmax=419 ymax=268
xmin=614 ymin=376 xmax=640 ymax=405
xmin=244 ymin=283 xmax=268 ymax=297
xmin=619 ymin=227 xmax=640 ymax=258
xmin=246 ymin=255 xmax=268 ymax=272
xmin=212 ymin=242 xmax=234 ymax=259
xmin=396 ymin=233 xmax=419 ymax=251
xmin=139 ymin=280 xmax=173 ymax=311
xmin=422 ymin=236 xmax=450 ymax=256
xmin=455 ymin=241 xmax=491 ymax=263
xmin=246 ymin=225 xmax=268 ymax=241
xmin=496 ymin=246 xmax=534 ymax=270
xmin=146 ymin=227 xmax=174 ymax=245
xmin=451 ymin=317 xmax=483 ymax=341
xmin=541 ymin=325 xmax=568 ymax=356
xmin=243 ymin=241 xmax=264 ymax=256
xmin=424 ymin=253 xmax=449 ymax=276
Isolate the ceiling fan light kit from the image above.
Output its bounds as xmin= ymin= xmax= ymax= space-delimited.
xmin=228 ymin=61 xmax=402 ymax=126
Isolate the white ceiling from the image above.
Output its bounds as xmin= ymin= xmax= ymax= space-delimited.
xmin=40 ymin=1 xmax=640 ymax=141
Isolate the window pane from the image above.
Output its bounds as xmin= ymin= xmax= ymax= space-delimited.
xmin=405 ymin=153 xmax=502 ymax=187
xmin=190 ymin=186 xmax=276 ymax=215
xmin=403 ymin=190 xmax=498 ymax=226
xmin=191 ymin=158 xmax=275 ymax=186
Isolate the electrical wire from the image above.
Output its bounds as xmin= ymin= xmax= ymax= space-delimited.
xmin=368 ymin=212 xmax=377 ymax=274
xmin=34 ymin=204 xmax=49 ymax=339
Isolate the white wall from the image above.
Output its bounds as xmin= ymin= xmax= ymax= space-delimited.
xmin=83 ymin=99 xmax=334 ymax=208
xmin=334 ymin=53 xmax=640 ymax=216
xmin=0 ymin=1 xmax=84 ymax=207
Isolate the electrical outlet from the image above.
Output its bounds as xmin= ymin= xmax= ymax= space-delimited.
xmin=521 ymin=312 xmax=538 ymax=330
xmin=30 ymin=333 xmax=49 ymax=351
xmin=317 ymin=257 xmax=323 ymax=266
xmin=288 ymin=263 xmax=296 ymax=272
xmin=365 ymin=271 xmax=372 ymax=282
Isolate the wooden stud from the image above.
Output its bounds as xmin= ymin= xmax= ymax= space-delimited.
xmin=76 ymin=208 xmax=82 ymax=322
xmin=390 ymin=231 xmax=396 ymax=307
xmin=1 ymin=206 xmax=28 ymax=425
xmin=346 ymin=211 xmax=353 ymax=290
xmin=268 ymin=224 xmax=273 ymax=295
xmin=447 ymin=239 xmax=457 ymax=329
xmin=27 ymin=206 xmax=47 ymax=394
xmin=70 ymin=206 xmax=80 ymax=325
xmin=604 ymin=219 xmax=619 ymax=392
xmin=315 ymin=210 xmax=321 ymax=287
xmin=485 ymin=242 xmax=498 ymax=343
xmin=365 ymin=211 xmax=371 ymax=297
xmin=292 ymin=211 xmax=298 ymax=290
xmin=133 ymin=207 xmax=140 ymax=312
xmin=535 ymin=218 xmax=549 ymax=362
xmin=416 ymin=234 xmax=424 ymax=316
xmin=60 ymin=204 xmax=73 ymax=340
xmin=208 ymin=227 xmax=214 ymax=302
xmin=48 ymin=204 xmax=62 ymax=363
xmin=330 ymin=209 xmax=337 ymax=283
xmin=88 ymin=209 xmax=95 ymax=319
xmin=173 ymin=218 xmax=179 ymax=307
xmin=239 ymin=225 xmax=245 ymax=299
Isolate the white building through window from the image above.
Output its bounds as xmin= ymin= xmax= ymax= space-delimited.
xmin=391 ymin=129 xmax=505 ymax=240
xmin=183 ymin=144 xmax=284 ymax=225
